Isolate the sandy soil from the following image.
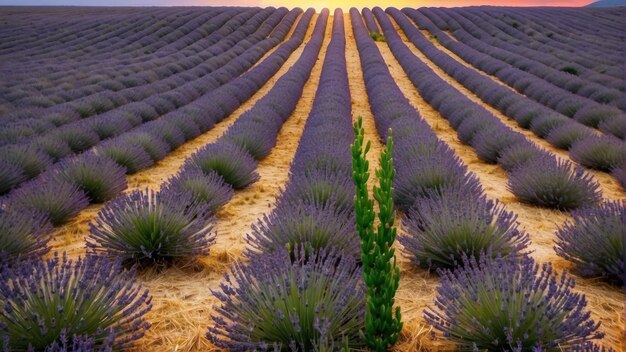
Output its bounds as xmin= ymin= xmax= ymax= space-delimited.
xmin=46 ymin=11 xmax=624 ymax=352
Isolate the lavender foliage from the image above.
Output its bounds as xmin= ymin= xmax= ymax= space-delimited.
xmin=0 ymin=253 xmax=151 ymax=350
xmin=0 ymin=161 xmax=26 ymax=195
xmin=87 ymin=189 xmax=216 ymax=266
xmin=245 ymin=203 xmax=360 ymax=260
xmin=0 ymin=209 xmax=52 ymax=264
xmin=507 ymin=156 xmax=602 ymax=210
xmin=187 ymin=141 xmax=259 ymax=189
xmin=49 ymin=154 xmax=128 ymax=203
xmin=555 ymin=200 xmax=625 ymax=284
xmin=160 ymin=167 xmax=233 ymax=213
xmin=400 ymin=189 xmax=529 ymax=269
xmin=95 ymin=141 xmax=154 ymax=174
xmin=7 ymin=179 xmax=90 ymax=226
xmin=207 ymin=247 xmax=365 ymax=351
xmin=424 ymin=255 xmax=604 ymax=351
xmin=570 ymin=136 xmax=626 ymax=172
xmin=0 ymin=145 xmax=53 ymax=180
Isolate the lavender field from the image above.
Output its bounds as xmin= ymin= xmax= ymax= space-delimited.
xmin=0 ymin=5 xmax=625 ymax=351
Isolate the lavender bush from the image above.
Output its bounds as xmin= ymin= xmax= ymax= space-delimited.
xmin=0 ymin=161 xmax=25 ymax=195
xmin=245 ymin=203 xmax=359 ymax=260
xmin=425 ymin=255 xmax=604 ymax=351
xmin=50 ymin=154 xmax=128 ymax=203
xmin=400 ymin=189 xmax=529 ymax=269
xmin=87 ymin=189 xmax=216 ymax=266
xmin=207 ymin=247 xmax=365 ymax=351
xmin=7 ymin=179 xmax=90 ymax=226
xmin=545 ymin=123 xmax=596 ymax=150
xmin=0 ymin=209 xmax=52 ymax=264
xmin=507 ymin=156 xmax=601 ymax=210
xmin=555 ymin=200 xmax=625 ymax=284
xmin=96 ymin=141 xmax=154 ymax=174
xmin=187 ymin=141 xmax=259 ymax=189
xmin=160 ymin=167 xmax=233 ymax=213
xmin=0 ymin=253 xmax=152 ymax=350
xmin=0 ymin=145 xmax=52 ymax=180
xmin=570 ymin=136 xmax=626 ymax=172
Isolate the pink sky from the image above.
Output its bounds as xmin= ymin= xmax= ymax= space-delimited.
xmin=0 ymin=0 xmax=595 ymax=9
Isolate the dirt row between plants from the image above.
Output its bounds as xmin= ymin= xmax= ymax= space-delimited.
xmin=376 ymin=13 xmax=625 ymax=351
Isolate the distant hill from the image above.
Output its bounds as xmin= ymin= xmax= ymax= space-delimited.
xmin=586 ymin=0 xmax=626 ymax=7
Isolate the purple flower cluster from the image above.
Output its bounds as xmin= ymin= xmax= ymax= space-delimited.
xmin=0 ymin=208 xmax=52 ymax=265
xmin=400 ymin=190 xmax=529 ymax=269
xmin=87 ymin=189 xmax=216 ymax=266
xmin=555 ymin=200 xmax=625 ymax=284
xmin=208 ymin=247 xmax=366 ymax=351
xmin=0 ymin=253 xmax=152 ymax=351
xmin=425 ymin=254 xmax=604 ymax=351
xmin=160 ymin=167 xmax=233 ymax=214
xmin=48 ymin=154 xmax=128 ymax=203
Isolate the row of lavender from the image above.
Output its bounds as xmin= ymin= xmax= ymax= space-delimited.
xmin=0 ymin=8 xmax=300 ymax=197
xmin=0 ymin=9 xmax=255 ymax=119
xmin=422 ymin=7 xmax=625 ymax=91
xmin=375 ymin=8 xmax=602 ymax=211
xmin=365 ymin=8 xmax=621 ymax=351
xmin=394 ymin=9 xmax=626 ymax=186
xmin=0 ymin=8 xmax=280 ymax=143
xmin=0 ymin=8 xmax=234 ymax=81
xmin=421 ymin=7 xmax=625 ymax=109
xmin=210 ymin=11 xmax=370 ymax=349
xmin=417 ymin=8 xmax=626 ymax=135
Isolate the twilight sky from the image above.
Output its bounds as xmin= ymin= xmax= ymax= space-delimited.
xmin=0 ymin=0 xmax=594 ymax=10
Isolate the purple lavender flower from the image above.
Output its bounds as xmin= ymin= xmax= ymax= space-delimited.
xmin=245 ymin=202 xmax=359 ymax=260
xmin=0 ymin=208 xmax=52 ymax=265
xmin=207 ymin=247 xmax=365 ymax=351
xmin=400 ymin=189 xmax=529 ymax=269
xmin=570 ymin=136 xmax=626 ymax=172
xmin=160 ymin=167 xmax=233 ymax=213
xmin=7 ymin=179 xmax=89 ymax=226
xmin=555 ymin=200 xmax=625 ymax=284
xmin=87 ymin=189 xmax=216 ymax=266
xmin=425 ymin=255 xmax=604 ymax=351
xmin=0 ymin=253 xmax=151 ymax=350
xmin=187 ymin=141 xmax=259 ymax=189
xmin=507 ymin=156 xmax=601 ymax=210
xmin=49 ymin=154 xmax=128 ymax=203
xmin=0 ymin=160 xmax=26 ymax=195
xmin=545 ymin=122 xmax=596 ymax=150
xmin=51 ymin=125 xmax=101 ymax=153
xmin=0 ymin=145 xmax=53 ymax=180
xmin=95 ymin=140 xmax=154 ymax=174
